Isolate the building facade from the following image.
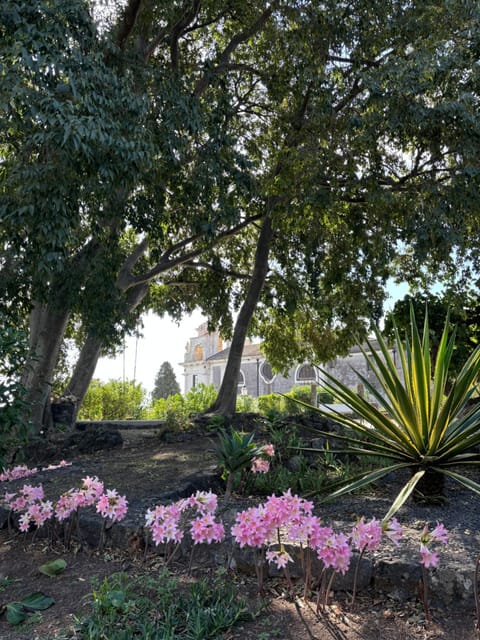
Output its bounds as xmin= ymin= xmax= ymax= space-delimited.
xmin=181 ymin=323 xmax=398 ymax=399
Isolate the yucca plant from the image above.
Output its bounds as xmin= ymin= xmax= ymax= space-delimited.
xmin=299 ymin=305 xmax=480 ymax=520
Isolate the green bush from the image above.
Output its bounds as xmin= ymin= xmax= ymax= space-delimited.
xmin=318 ymin=390 xmax=334 ymax=404
xmin=185 ymin=383 xmax=217 ymax=413
xmin=144 ymin=393 xmax=190 ymax=430
xmin=79 ymin=379 xmax=147 ymax=420
xmin=144 ymin=384 xmax=218 ymax=431
xmin=236 ymin=394 xmax=256 ymax=412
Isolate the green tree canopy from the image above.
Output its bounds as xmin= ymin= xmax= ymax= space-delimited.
xmin=383 ymin=292 xmax=480 ymax=379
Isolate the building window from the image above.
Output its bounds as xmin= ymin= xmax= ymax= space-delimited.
xmin=237 ymin=370 xmax=245 ymax=394
xmin=194 ymin=344 xmax=204 ymax=361
xmin=296 ymin=364 xmax=317 ymax=383
xmin=260 ymin=361 xmax=275 ymax=384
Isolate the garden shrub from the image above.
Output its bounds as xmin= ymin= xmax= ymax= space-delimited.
xmin=145 ymin=393 xmax=190 ymax=430
xmin=318 ymin=390 xmax=334 ymax=404
xmin=257 ymin=393 xmax=285 ymax=415
xmin=0 ymin=314 xmax=34 ymax=467
xmin=283 ymin=385 xmax=312 ymax=413
xmin=143 ymin=385 xmax=218 ymax=431
xmin=184 ymin=383 xmax=217 ymax=413
xmin=236 ymin=394 xmax=256 ymax=412
xmin=79 ymin=379 xmax=147 ymax=420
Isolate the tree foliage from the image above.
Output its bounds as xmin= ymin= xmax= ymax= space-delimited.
xmin=152 ymin=361 xmax=181 ymax=400
xmin=2 ymin=0 xmax=480 ymax=425
xmin=0 ymin=312 xmax=33 ymax=466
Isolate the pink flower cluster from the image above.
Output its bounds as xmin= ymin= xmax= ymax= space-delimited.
xmin=145 ymin=490 xmax=225 ymax=547
xmin=232 ymin=492 xmax=407 ymax=576
xmin=419 ymin=521 xmax=449 ymax=568
xmin=96 ymin=489 xmax=128 ymax=523
xmin=351 ymin=517 xmax=383 ymax=552
xmin=350 ymin=516 xmax=403 ymax=553
xmin=3 ymin=476 xmax=128 ymax=532
xmin=0 ymin=460 xmax=71 ymax=483
xmin=0 ymin=465 xmax=38 ymax=482
xmin=251 ymin=443 xmax=275 ymax=474
xmin=232 ymin=490 xmax=350 ymax=573
xmin=3 ymin=484 xmax=53 ymax=532
xmin=55 ymin=476 xmax=105 ymax=521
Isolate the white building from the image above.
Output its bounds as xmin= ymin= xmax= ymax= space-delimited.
xmin=182 ymin=322 xmax=398 ymax=398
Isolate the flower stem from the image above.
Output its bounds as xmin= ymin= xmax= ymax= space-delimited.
xmin=324 ymin=570 xmax=336 ymax=609
xmin=316 ymin=567 xmax=327 ymax=613
xmin=419 ymin=565 xmax=431 ymax=623
xmin=351 ymin=548 xmax=365 ymax=607
xmin=303 ymin=547 xmax=311 ymax=601
xmin=474 ymin=555 xmax=480 ymax=630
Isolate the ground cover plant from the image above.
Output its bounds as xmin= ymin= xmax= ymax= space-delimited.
xmin=71 ymin=569 xmax=249 ymax=640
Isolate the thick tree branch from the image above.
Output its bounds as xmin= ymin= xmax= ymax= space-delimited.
xmin=119 ymin=213 xmax=263 ymax=289
xmin=177 ymin=260 xmax=251 ymax=279
xmin=194 ymin=1 xmax=279 ymax=97
xmin=116 ymin=0 xmax=143 ymax=51
xmin=333 ymin=76 xmax=363 ymax=112
xmin=143 ymin=0 xmax=202 ymax=62
xmin=170 ymin=0 xmax=201 ymax=70
xmin=116 ymin=237 xmax=149 ymax=291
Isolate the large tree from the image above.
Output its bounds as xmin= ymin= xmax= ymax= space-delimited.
xmin=1 ymin=0 xmax=273 ymax=430
xmin=209 ymin=0 xmax=480 ymax=413
xmin=3 ymin=0 xmax=480 ymax=427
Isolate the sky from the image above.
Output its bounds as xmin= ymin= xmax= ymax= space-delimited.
xmin=93 ymin=281 xmax=411 ymax=396
xmin=93 ymin=310 xmax=205 ymax=395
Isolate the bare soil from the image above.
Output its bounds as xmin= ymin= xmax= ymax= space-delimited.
xmin=1 ymin=427 xmax=480 ymax=639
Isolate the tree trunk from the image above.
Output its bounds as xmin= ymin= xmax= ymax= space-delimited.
xmin=20 ymin=302 xmax=71 ymax=433
xmin=208 ymin=214 xmax=274 ymax=415
xmin=64 ymin=332 xmax=104 ymax=425
xmin=18 ymin=240 xmax=103 ymax=434
xmin=65 ymin=282 xmax=150 ymax=424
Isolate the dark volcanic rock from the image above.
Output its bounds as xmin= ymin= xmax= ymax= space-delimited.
xmin=64 ymin=428 xmax=123 ymax=453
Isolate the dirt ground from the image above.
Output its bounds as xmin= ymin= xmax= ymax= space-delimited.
xmin=1 ymin=427 xmax=480 ymax=639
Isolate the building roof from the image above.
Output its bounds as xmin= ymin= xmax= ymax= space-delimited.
xmin=206 ymin=342 xmax=263 ymax=362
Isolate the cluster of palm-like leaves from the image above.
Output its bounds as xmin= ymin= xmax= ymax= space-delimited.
xmin=214 ymin=429 xmax=262 ymax=477
xmin=302 ymin=306 xmax=480 ymax=519
xmin=213 ymin=428 xmax=265 ymax=500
